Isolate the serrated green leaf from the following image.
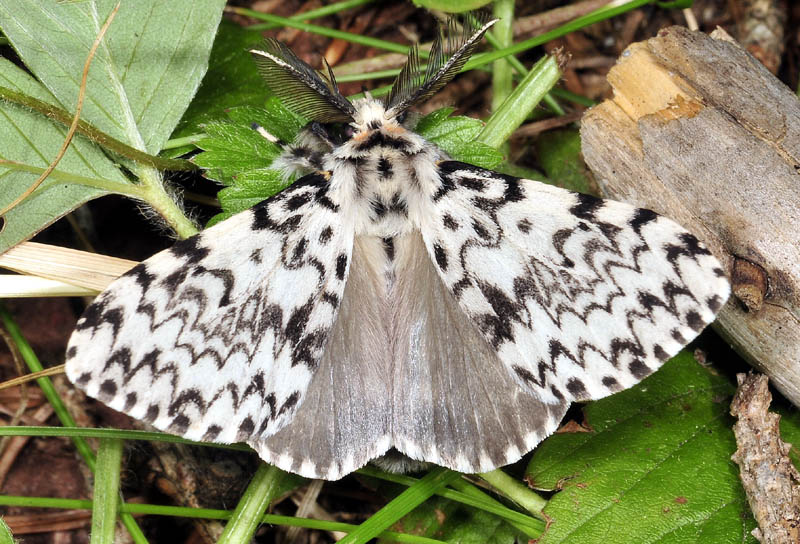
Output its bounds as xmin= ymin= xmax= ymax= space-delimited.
xmin=527 ymin=352 xmax=757 ymax=544
xmin=225 ymin=99 xmax=306 ymax=144
xmin=0 ymin=59 xmax=127 ymax=252
xmin=445 ymin=141 xmax=503 ymax=170
xmin=536 ymin=129 xmax=593 ymax=194
xmin=211 ymin=169 xmax=289 ymax=225
xmin=414 ymin=107 xmax=456 ymax=134
xmin=171 ymin=19 xmax=266 ymax=141
xmin=194 ymin=121 xmax=283 ymax=183
xmin=416 ymin=111 xmax=484 ymax=145
xmin=416 ymin=109 xmax=504 ymax=169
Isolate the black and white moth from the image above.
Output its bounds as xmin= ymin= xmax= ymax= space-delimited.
xmin=65 ymin=14 xmax=730 ymax=480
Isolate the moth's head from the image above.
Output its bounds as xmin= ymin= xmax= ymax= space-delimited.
xmin=250 ymin=13 xmax=496 ymax=139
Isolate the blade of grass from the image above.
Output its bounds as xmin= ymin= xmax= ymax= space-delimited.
xmin=479 ymin=469 xmax=547 ymax=515
xmin=0 ymin=306 xmax=149 ymax=544
xmin=357 ymin=466 xmax=544 ymax=536
xmin=466 ymin=0 xmax=653 ymax=70
xmin=217 ymin=463 xmax=289 ymax=544
xmin=91 ymin=438 xmax=123 ymax=544
xmin=245 ymin=0 xmax=375 ymax=31
xmin=338 ymin=467 xmax=462 ymax=544
xmin=0 ymin=495 xmax=448 ymax=543
xmin=229 ymin=7 xmax=409 ymax=54
xmin=490 ymin=0 xmax=515 ymax=112
xmin=478 ymin=54 xmax=562 ymax=148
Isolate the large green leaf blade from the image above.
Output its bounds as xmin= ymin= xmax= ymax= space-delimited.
xmin=0 ymin=0 xmax=225 ymax=154
xmin=527 ymin=352 xmax=757 ymax=543
xmin=0 ymin=59 xmax=127 ymax=252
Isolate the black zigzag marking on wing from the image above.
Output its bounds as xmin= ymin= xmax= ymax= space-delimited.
xmin=79 ymin=180 xmax=347 ymax=434
xmin=433 ymin=161 xmax=721 ymax=396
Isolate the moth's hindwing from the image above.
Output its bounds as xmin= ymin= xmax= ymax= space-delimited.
xmin=422 ymin=161 xmax=730 ymax=405
xmin=65 ymin=173 xmax=354 ymax=456
xmin=390 ymin=232 xmax=570 ymax=473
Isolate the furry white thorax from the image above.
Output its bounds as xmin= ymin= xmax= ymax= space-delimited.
xmin=324 ymin=98 xmax=446 ymax=238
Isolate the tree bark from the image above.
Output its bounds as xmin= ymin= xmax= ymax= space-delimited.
xmin=580 ymin=25 xmax=800 ymax=406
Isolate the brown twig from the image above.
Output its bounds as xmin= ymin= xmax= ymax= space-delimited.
xmin=731 ymin=373 xmax=800 ymax=543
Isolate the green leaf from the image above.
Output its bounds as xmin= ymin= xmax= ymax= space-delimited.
xmin=0 ymin=59 xmax=127 ymax=252
xmin=194 ymin=120 xmax=283 ymax=183
xmin=777 ymin=405 xmax=800 ymax=471
xmin=171 ymin=19 xmax=266 ymax=142
xmin=0 ymin=0 xmax=226 ymax=154
xmin=415 ymin=109 xmax=504 ymax=169
xmin=226 ymin=100 xmax=307 ymax=144
xmin=0 ymin=517 xmax=14 ymax=544
xmin=535 ymin=129 xmax=594 ymax=194
xmin=210 ymin=169 xmax=290 ymax=226
xmin=527 ymin=352 xmax=757 ymax=543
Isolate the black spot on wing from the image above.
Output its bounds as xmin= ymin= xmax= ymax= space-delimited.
xmin=237 ymin=417 xmax=255 ymax=440
xmin=566 ymin=378 xmax=587 ymax=398
xmin=570 ymin=193 xmax=603 ymax=221
xmin=630 ymin=208 xmax=658 ymax=234
xmin=124 ymin=393 xmax=137 ymax=411
xmin=602 ymin=376 xmax=621 ymax=391
xmin=126 ymin=263 xmax=155 ymax=291
xmin=517 ymin=219 xmax=531 ymax=233
xmin=203 ymin=425 xmax=222 ymax=441
xmin=653 ymin=344 xmax=669 ymax=362
xmin=171 ymin=414 xmax=190 ymax=434
xmin=665 ymin=232 xmax=712 ymax=262
xmin=706 ymin=295 xmax=723 ymax=312
xmin=285 ymin=301 xmax=313 ymax=346
xmin=628 ymin=359 xmax=651 ymax=379
xmin=286 ymin=192 xmax=312 ymax=211
xmin=170 ymin=236 xmax=209 ymax=264
xmin=279 ymin=391 xmax=300 ymax=415
xmin=442 ymin=214 xmax=459 ymax=230
xmin=685 ymin=310 xmax=704 ymax=331
xmin=319 ymin=226 xmax=333 ymax=244
xmin=145 ymin=404 xmax=159 ymax=423
xmin=433 ymin=243 xmax=448 ymax=271
xmin=335 ymin=254 xmax=348 ymax=280
xmin=459 ymin=178 xmax=486 ymax=192
xmin=99 ymin=379 xmax=117 ymax=397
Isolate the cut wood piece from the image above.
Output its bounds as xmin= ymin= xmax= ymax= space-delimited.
xmin=581 ymin=25 xmax=800 ymax=406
